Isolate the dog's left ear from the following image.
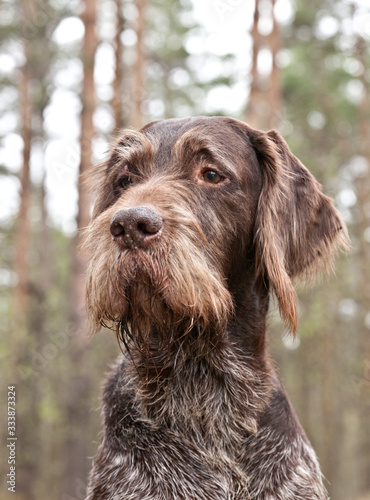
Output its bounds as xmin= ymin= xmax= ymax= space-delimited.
xmin=250 ymin=129 xmax=349 ymax=334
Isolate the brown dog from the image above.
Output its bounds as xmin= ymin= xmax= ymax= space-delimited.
xmin=84 ymin=117 xmax=348 ymax=499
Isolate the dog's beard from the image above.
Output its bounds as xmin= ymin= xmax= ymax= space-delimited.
xmin=116 ymin=249 xmax=186 ymax=353
xmin=84 ymin=207 xmax=234 ymax=358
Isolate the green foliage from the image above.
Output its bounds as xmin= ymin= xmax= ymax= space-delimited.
xmin=146 ymin=0 xmax=238 ymax=118
xmin=281 ymin=0 xmax=362 ymax=182
xmin=273 ymin=1 xmax=370 ymax=497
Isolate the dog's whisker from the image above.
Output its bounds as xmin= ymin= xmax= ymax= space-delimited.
xmin=173 ymin=336 xmax=187 ymax=371
xmin=117 ymin=321 xmax=138 ymax=372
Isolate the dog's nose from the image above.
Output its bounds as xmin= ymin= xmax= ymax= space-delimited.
xmin=110 ymin=207 xmax=163 ymax=249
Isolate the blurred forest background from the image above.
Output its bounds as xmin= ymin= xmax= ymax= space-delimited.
xmin=0 ymin=0 xmax=369 ymax=498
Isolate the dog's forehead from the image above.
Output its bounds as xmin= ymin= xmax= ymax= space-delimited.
xmin=158 ymin=118 xmax=257 ymax=180
xmin=111 ymin=117 xmax=256 ymax=179
xmin=142 ymin=116 xmax=252 ymax=155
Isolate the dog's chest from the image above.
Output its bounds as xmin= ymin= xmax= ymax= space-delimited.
xmin=99 ymin=356 xmax=262 ymax=499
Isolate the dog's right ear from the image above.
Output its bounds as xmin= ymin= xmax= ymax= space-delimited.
xmin=249 ymin=129 xmax=349 ymax=334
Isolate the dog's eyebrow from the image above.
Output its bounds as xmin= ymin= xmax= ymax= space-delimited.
xmin=173 ymin=127 xmax=241 ymax=180
xmin=114 ymin=130 xmax=155 ymax=157
xmin=108 ymin=130 xmax=158 ymax=172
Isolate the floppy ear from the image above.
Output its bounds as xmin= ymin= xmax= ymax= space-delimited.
xmin=251 ymin=129 xmax=349 ymax=334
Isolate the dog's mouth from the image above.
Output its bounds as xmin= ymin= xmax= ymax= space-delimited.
xmin=115 ymin=246 xmax=170 ymax=302
xmin=116 ymin=273 xmax=201 ymax=362
xmin=84 ymin=207 xmax=233 ymax=354
xmin=118 ymin=252 xmax=190 ymax=319
xmin=108 ymin=248 xmax=220 ymax=359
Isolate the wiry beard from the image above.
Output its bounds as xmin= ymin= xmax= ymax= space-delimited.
xmin=85 ymin=242 xmax=231 ymax=367
xmin=111 ymin=249 xmax=223 ymax=370
xmin=83 ymin=184 xmax=234 ymax=365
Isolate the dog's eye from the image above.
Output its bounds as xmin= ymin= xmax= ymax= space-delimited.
xmin=202 ymin=170 xmax=223 ymax=184
xmin=116 ymin=164 xmax=133 ymax=190
xmin=120 ymin=176 xmax=132 ymax=188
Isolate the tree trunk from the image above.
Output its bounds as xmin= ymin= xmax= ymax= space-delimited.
xmin=112 ymin=0 xmax=125 ymax=131
xmin=131 ymin=0 xmax=147 ymax=129
xmin=246 ymin=0 xmax=261 ymax=128
xmin=64 ymin=0 xmax=97 ymax=495
xmin=268 ymin=0 xmax=282 ymax=129
xmin=72 ymin=0 xmax=97 ymax=338
xmin=14 ymin=4 xmax=37 ymax=496
xmin=13 ymin=1 xmax=33 ymax=328
xmin=246 ymin=0 xmax=282 ymax=130
xmin=355 ymin=34 xmax=370 ymax=496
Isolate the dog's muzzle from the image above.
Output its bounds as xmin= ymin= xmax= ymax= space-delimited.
xmin=110 ymin=207 xmax=163 ymax=249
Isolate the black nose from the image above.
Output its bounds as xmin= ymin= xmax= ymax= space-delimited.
xmin=110 ymin=207 xmax=163 ymax=249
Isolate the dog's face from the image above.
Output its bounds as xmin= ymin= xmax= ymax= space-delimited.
xmin=83 ymin=117 xmax=347 ymax=350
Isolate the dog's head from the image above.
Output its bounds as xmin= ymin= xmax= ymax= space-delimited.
xmin=83 ymin=117 xmax=348 ymax=351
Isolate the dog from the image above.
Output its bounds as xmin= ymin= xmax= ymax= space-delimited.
xmin=84 ymin=117 xmax=348 ymax=499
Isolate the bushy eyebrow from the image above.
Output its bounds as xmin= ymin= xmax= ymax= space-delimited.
xmin=172 ymin=127 xmax=242 ymax=181
xmin=108 ymin=131 xmax=158 ymax=172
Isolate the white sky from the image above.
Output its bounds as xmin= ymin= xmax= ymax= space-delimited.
xmin=0 ymin=0 xmax=368 ymax=233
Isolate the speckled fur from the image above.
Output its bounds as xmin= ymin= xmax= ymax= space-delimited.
xmin=84 ymin=117 xmax=348 ymax=499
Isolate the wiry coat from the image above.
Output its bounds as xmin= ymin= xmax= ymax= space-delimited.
xmin=83 ymin=117 xmax=348 ymax=499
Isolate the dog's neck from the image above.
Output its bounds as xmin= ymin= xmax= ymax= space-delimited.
xmin=225 ymin=252 xmax=270 ymax=355
xmin=125 ymin=266 xmax=270 ymax=372
xmin=125 ymin=273 xmax=273 ymax=449
xmin=229 ymin=276 xmax=270 ymax=358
